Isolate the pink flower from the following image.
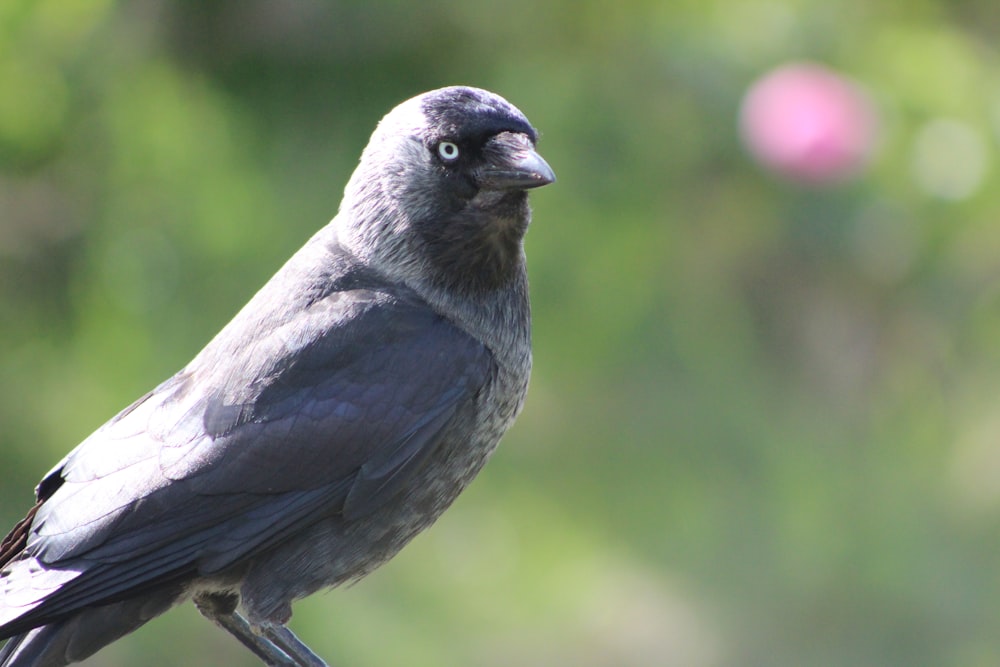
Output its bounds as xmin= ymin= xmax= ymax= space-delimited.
xmin=740 ymin=62 xmax=878 ymax=184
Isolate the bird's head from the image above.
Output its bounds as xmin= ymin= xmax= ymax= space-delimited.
xmin=337 ymin=86 xmax=555 ymax=293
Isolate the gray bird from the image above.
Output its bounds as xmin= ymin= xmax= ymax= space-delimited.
xmin=0 ymin=85 xmax=554 ymax=667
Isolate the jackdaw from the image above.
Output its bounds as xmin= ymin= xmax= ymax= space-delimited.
xmin=0 ymin=85 xmax=554 ymax=667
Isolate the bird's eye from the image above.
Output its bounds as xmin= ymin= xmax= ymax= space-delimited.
xmin=437 ymin=141 xmax=460 ymax=162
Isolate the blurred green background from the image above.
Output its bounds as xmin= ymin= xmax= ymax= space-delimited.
xmin=5 ymin=1 xmax=1000 ymax=665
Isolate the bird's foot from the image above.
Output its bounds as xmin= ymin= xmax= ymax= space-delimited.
xmin=194 ymin=593 xmax=329 ymax=667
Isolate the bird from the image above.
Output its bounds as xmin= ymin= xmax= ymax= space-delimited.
xmin=0 ymin=85 xmax=554 ymax=667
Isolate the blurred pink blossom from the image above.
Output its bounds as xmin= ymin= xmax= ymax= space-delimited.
xmin=739 ymin=62 xmax=878 ymax=184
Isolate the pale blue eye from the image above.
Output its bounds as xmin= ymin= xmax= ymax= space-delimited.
xmin=437 ymin=141 xmax=460 ymax=161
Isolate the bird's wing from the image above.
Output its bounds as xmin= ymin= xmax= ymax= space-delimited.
xmin=0 ymin=287 xmax=493 ymax=632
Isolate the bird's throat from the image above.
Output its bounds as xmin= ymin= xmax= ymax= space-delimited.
xmin=417 ymin=196 xmax=529 ymax=294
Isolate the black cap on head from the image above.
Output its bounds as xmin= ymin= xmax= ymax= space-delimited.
xmin=420 ymin=87 xmax=538 ymax=144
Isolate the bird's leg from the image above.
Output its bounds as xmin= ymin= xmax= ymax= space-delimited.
xmin=262 ymin=623 xmax=330 ymax=667
xmin=194 ymin=593 xmax=297 ymax=667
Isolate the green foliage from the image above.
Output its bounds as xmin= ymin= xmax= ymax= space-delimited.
xmin=5 ymin=1 xmax=1000 ymax=665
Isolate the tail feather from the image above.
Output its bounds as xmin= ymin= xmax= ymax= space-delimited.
xmin=1 ymin=626 xmax=70 ymax=667
xmin=0 ymin=586 xmax=185 ymax=667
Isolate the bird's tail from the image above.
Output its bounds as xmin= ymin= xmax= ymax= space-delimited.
xmin=0 ymin=586 xmax=185 ymax=667
xmin=0 ymin=627 xmax=66 ymax=667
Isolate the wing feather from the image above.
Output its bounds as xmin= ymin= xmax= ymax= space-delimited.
xmin=0 ymin=285 xmax=492 ymax=635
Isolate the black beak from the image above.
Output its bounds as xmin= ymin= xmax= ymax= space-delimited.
xmin=476 ymin=132 xmax=556 ymax=191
